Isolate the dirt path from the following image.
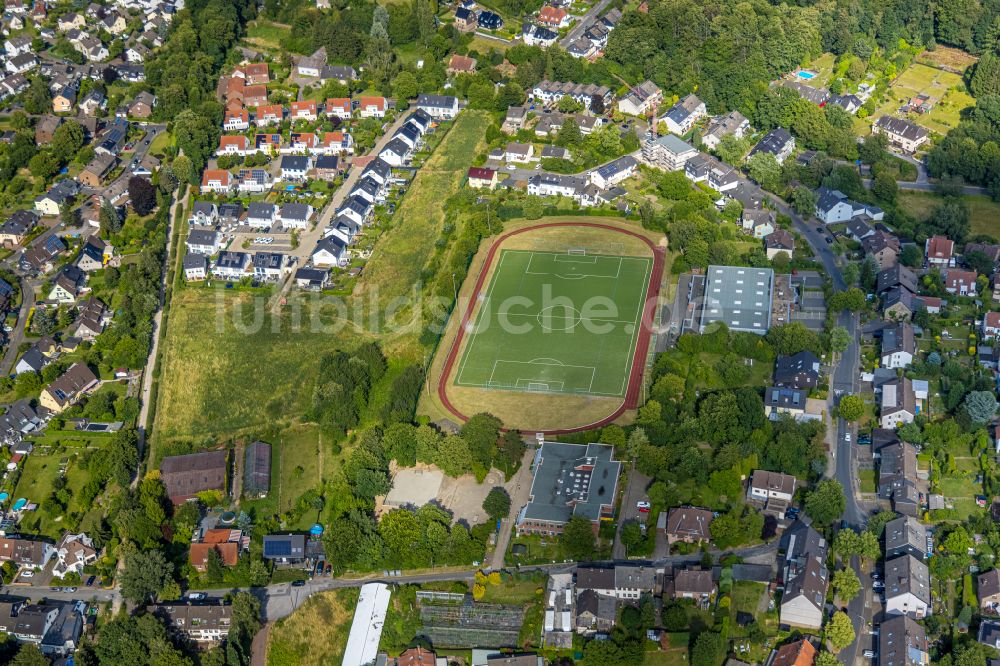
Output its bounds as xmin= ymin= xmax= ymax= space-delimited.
xmin=488 ymin=446 xmax=536 ymax=570
xmin=251 ymin=622 xmax=271 ymax=666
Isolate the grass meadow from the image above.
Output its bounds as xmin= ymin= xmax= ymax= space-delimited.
xmin=897 ymin=191 xmax=1000 ymax=241
xmin=266 ymin=588 xmax=357 ymax=666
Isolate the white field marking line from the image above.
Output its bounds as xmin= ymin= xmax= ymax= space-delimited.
xmin=455 ymin=250 xmax=511 ymax=386
xmin=522 ymin=250 xmax=622 ymax=280
xmin=499 ymin=311 xmax=635 ymax=325
xmin=615 ymin=256 xmax=654 ymax=397
xmin=496 ymin=358 xmax=596 ymax=394
xmin=553 ymin=254 xmax=598 ymax=264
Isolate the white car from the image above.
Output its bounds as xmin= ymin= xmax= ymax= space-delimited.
xmin=863 ymin=651 xmax=876 ymax=659
xmin=636 ymin=501 xmax=651 ymax=512
xmin=845 ymin=432 xmax=851 ymax=442
xmin=20 ymin=571 xmax=33 ymax=578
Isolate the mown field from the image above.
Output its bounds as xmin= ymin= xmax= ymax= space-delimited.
xmin=897 ymin=191 xmax=1000 ymax=240
xmin=152 ymin=111 xmax=488 ymax=460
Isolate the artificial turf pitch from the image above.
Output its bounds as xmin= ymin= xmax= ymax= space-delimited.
xmin=453 ymin=249 xmax=653 ymax=398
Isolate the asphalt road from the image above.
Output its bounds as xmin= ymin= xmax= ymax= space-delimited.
xmin=558 ymin=0 xmax=613 ymax=48
xmin=757 ymin=184 xmax=866 ymax=528
xmin=0 ymin=277 xmax=35 ymax=375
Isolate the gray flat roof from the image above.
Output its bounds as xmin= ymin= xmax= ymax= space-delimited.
xmin=521 ymin=442 xmax=621 ymax=525
xmin=698 ymin=265 xmax=774 ymax=334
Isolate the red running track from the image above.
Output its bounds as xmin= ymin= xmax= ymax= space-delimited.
xmin=436 ymin=221 xmax=666 ymax=435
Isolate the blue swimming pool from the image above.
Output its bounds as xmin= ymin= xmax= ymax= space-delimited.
xmin=797 ymin=70 xmax=817 ymax=80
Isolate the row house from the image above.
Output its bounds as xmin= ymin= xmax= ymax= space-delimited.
xmin=326 ymin=97 xmax=352 ymax=119
xmin=660 ymin=94 xmax=706 ymax=135
xmin=255 ymin=104 xmax=284 ymax=127
xmin=200 ymin=170 xmax=233 ymax=195
xmin=290 ymin=100 xmax=318 ymax=122
xmin=531 ymin=80 xmax=612 ymax=111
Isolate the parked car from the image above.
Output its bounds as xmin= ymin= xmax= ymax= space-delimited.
xmin=636 ymin=501 xmax=651 ymax=512
xmin=188 ymin=592 xmax=207 ymax=600
xmin=863 ymin=651 xmax=876 ymax=659
xmin=291 ymin=579 xmax=306 ymax=587
xmin=85 ymin=576 xmax=96 ymax=587
xmin=21 ymin=571 xmax=33 ymax=578
xmin=65 ymin=587 xmax=77 ymax=593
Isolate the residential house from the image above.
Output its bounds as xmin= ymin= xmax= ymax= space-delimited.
xmin=764 ymin=386 xmax=808 ymax=419
xmin=280 ymin=156 xmax=311 ymax=181
xmin=749 ymin=127 xmax=795 ymax=164
xmin=34 ymin=115 xmax=61 ymax=144
xmin=0 ymin=602 xmax=58 ymax=644
xmin=873 ymin=116 xmax=929 ymax=153
xmin=183 ymin=254 xmax=208 ymax=281
xmin=447 ymin=54 xmax=477 ymax=76
xmin=743 ymin=208 xmax=776 ymax=239
xmin=881 ymin=322 xmax=916 ymax=369
xmin=980 ymin=569 xmax=1000 ymax=614
xmin=884 ymin=554 xmax=931 ymax=618
xmin=255 ymin=104 xmax=283 ymax=126
xmin=0 ymin=209 xmax=37 ymax=246
xmin=640 ymin=134 xmax=697 ymax=171
xmin=670 ymin=568 xmax=716 ymax=600
xmin=48 ymin=265 xmax=85 ymax=303
xmin=71 ymin=297 xmax=108 ymax=341
xmin=980 ymin=620 xmax=1000 ymax=651
xmin=294 ymin=47 xmax=326 ymax=77
xmin=128 ymin=91 xmax=155 ymax=118
xmin=34 ymin=180 xmax=79 ymax=216
xmin=186 ymin=229 xmax=223 ymax=256
xmin=294 ymin=267 xmax=330 ymax=290
xmin=765 ymin=230 xmax=795 ymax=259
xmin=685 ymin=154 xmax=741 ymax=192
xmin=290 ymin=100 xmax=318 ymax=122
xmin=879 ymin=441 xmax=921 ymax=517
xmin=76 ymin=238 xmax=106 ymax=272
xmin=575 ymin=589 xmax=616 ymax=634
xmin=538 ymin=5 xmax=570 ymax=27
xmin=516 ymin=441 xmax=621 ymax=536
xmin=881 ymin=615 xmax=929 ymax=666
xmin=379 ymin=138 xmax=410 ymax=166
xmin=522 ymin=23 xmax=557 ymax=47
xmin=236 ymin=168 xmax=272 ymax=194
xmin=771 ymin=639 xmax=816 ymax=666
xmin=468 ymin=167 xmax=499 ymax=189
xmin=358 ymin=96 xmax=387 ymax=118
xmin=774 ymin=351 xmax=821 ymax=390
xmin=78 ymin=153 xmax=117 ymax=187
xmin=589 ymin=155 xmax=637 ymax=188
xmin=504 ymin=142 xmax=535 ymax=163
xmin=262 ymin=534 xmax=307 ymax=563
xmin=321 ymin=131 xmax=353 ymax=154
xmin=52 ymin=84 xmax=77 ymax=113
xmin=313 ymin=155 xmax=341 ymax=181
xmin=779 ymin=521 xmax=828 ymax=629
xmin=454 ymin=7 xmax=477 ymax=31
xmin=782 ymin=80 xmax=829 ymax=105
xmin=6 ymin=52 xmax=36 ymax=74
xmin=218 ymin=135 xmax=250 ymax=156
xmin=160 ymin=450 xmax=227 ymax=504
xmin=417 ymin=94 xmax=459 ymax=119
xmin=0 ymin=537 xmax=54 ymax=568
xmin=661 ymin=94 xmax=706 ymax=135
xmin=814 ymin=187 xmax=884 ymax=224
xmin=863 ymin=230 xmax=901 ymax=269
xmin=200 ymin=169 xmax=233 ymax=195
xmin=252 ymin=252 xmax=290 ymax=281
xmin=925 ymin=235 xmax=955 ymax=268
xmin=79 ymin=90 xmax=105 ymax=116
xmin=234 ymin=62 xmax=269 ymax=85
xmin=325 ymin=97 xmax=352 ymax=119
xmin=278 ymin=203 xmax=312 ymax=230
xmin=880 ymin=377 xmax=917 ymax=429
xmin=617 ymin=80 xmax=662 ymax=116
xmin=702 ymin=110 xmax=749 ymax=150
xmin=311 ymin=235 xmax=347 ymax=267
xmin=478 ymin=10 xmax=504 ymax=30
xmin=985 ymin=312 xmax=1000 ymax=340
xmin=885 ymin=515 xmax=930 ymax=561
xmin=531 ymin=80 xmax=611 ymax=111
xmin=747 ymin=469 xmax=797 ymax=514
xmin=39 ymin=363 xmax=98 ymax=413
xmin=52 ymin=533 xmax=97 ymax=579
xmin=663 ymin=507 xmax=712 ymax=544
xmin=148 ymin=603 xmax=232 ymax=644
xmin=15 ymin=347 xmax=45 ymax=375
xmin=944 ymin=268 xmax=977 ymax=296
xmin=213 ymin=251 xmax=251 ymax=280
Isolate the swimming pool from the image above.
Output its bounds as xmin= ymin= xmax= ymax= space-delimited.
xmin=797 ymin=70 xmax=817 ymax=80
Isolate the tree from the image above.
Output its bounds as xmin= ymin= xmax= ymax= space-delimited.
xmin=804 ymin=479 xmax=845 ymax=525
xmin=51 ymin=121 xmax=85 ymax=163
xmin=23 ymin=77 xmax=50 ymax=115
xmin=791 ymin=186 xmax=818 ymax=215
xmin=620 ymin=520 xmax=644 ymax=552
xmin=872 ymin=169 xmax=898 ymax=203
xmin=460 ymin=412 xmax=502 ymax=467
xmin=171 ymin=154 xmax=193 ymax=184
xmin=482 ymin=487 xmax=511 ymax=522
xmin=119 ymin=549 xmax=173 ymax=604
xmin=827 ymin=611 xmax=855 ymax=650
xmin=838 ymin=395 xmax=864 ymax=421
xmin=10 ymin=645 xmax=50 ymax=666
xmin=766 ymin=322 xmax=822 ymax=356
xmin=747 ymin=152 xmax=782 ymax=191
xmin=100 ymin=199 xmax=122 ymax=235
xmin=690 ymin=631 xmax=726 ymax=666
xmin=832 ymin=566 xmax=861 ymax=602
xmin=830 ymin=326 xmax=851 ymax=357
xmin=560 ymin=515 xmax=596 ymax=560
xmin=128 ymin=177 xmax=157 ymax=216
xmin=392 ymin=71 xmax=419 ymax=101
xmin=815 ymin=652 xmax=840 ymax=666
xmin=963 ymin=390 xmax=997 ymax=424
xmin=204 ymin=547 xmax=224 ymax=583
xmin=828 ymin=288 xmax=867 ymax=312
xmin=900 ymin=245 xmax=922 ymax=267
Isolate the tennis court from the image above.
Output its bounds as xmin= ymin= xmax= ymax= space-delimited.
xmin=453 ymin=249 xmax=653 ymax=398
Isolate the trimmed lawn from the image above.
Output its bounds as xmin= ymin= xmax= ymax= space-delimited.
xmin=859 ymin=469 xmax=877 ymax=493
xmin=898 ymin=191 xmax=1000 ymax=241
xmin=938 ymin=476 xmax=980 ymax=498
xmin=857 ymin=62 xmax=973 ymax=136
xmin=148 ymin=130 xmax=172 ymax=156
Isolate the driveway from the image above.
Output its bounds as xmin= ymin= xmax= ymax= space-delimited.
xmin=488 ymin=446 xmax=536 ymax=570
xmin=612 ymin=467 xmax=650 ymax=559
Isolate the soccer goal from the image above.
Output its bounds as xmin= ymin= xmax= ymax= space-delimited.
xmin=567 ymin=248 xmax=587 ymax=256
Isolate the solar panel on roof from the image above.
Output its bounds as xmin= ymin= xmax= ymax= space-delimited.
xmin=263 ymin=538 xmax=292 ymax=557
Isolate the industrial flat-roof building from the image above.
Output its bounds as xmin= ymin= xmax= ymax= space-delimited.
xmin=342 ymin=583 xmax=391 ymax=666
xmin=691 ymin=265 xmax=776 ymax=335
xmin=517 ymin=442 xmax=621 ymax=536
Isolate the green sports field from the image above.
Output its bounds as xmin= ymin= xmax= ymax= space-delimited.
xmin=453 ymin=249 xmax=652 ymax=398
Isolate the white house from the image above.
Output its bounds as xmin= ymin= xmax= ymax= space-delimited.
xmin=884 ymin=554 xmax=931 ymax=619
xmin=984 ymin=311 xmax=1000 ymax=340
xmin=416 ymin=94 xmax=459 ymax=119
xmin=589 ymin=155 xmax=637 ymax=189
xmin=278 ymin=203 xmax=313 ymax=230
xmin=279 ymin=155 xmax=311 ymax=181
xmin=213 ymin=251 xmax=251 ymax=280
xmin=52 ymin=533 xmax=98 ymax=579
xmin=311 ymin=236 xmax=347 ymax=267
xmin=747 ymin=469 xmax=796 ymax=503
xmin=881 ymin=322 xmax=915 ymax=369
xmin=246 ymin=202 xmax=277 ymax=228
xmin=661 ymin=94 xmax=705 ymax=135
xmin=873 ymin=116 xmax=929 ymax=154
